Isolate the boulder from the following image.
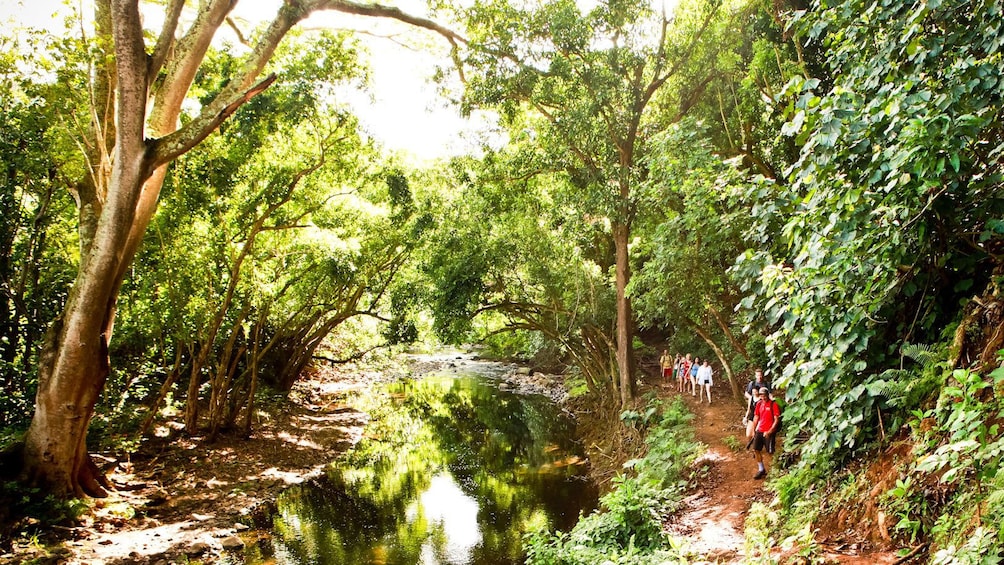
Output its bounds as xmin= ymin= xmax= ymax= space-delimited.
xmin=221 ymin=536 xmax=246 ymax=551
xmin=186 ymin=542 xmax=211 ymax=556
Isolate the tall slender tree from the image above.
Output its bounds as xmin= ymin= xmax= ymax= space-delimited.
xmin=450 ymin=0 xmax=726 ymax=405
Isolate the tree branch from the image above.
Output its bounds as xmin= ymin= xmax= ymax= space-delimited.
xmin=149 ymin=74 xmax=278 ymax=166
xmin=147 ymin=0 xmax=185 ymax=90
xmin=315 ymin=0 xmax=468 ymax=45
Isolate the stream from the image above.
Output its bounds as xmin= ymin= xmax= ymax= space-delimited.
xmin=237 ymin=354 xmax=598 ymax=564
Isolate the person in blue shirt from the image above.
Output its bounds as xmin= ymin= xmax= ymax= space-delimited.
xmin=689 ymin=358 xmax=700 ymax=396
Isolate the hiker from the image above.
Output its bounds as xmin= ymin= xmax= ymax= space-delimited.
xmin=751 ymin=386 xmax=781 ymax=480
xmin=743 ymin=368 xmax=771 ymax=427
xmin=696 ymin=359 xmax=713 ymax=404
xmin=678 ymin=353 xmax=691 ymax=393
xmin=660 ymin=350 xmax=673 ymax=385
xmin=689 ymin=357 xmax=700 ymax=396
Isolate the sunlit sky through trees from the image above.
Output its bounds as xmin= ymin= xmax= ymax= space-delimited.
xmin=0 ymin=0 xmax=497 ymax=163
xmin=1 ymin=0 xmax=679 ymax=162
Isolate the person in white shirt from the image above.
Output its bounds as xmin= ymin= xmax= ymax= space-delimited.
xmin=696 ymin=360 xmax=714 ymax=404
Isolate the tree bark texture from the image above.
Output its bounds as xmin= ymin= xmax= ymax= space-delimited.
xmin=613 ymin=221 xmax=636 ymax=407
xmin=21 ymin=0 xmax=151 ymax=497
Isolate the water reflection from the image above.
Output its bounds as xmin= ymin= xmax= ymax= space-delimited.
xmin=416 ymin=474 xmax=480 ymax=563
xmin=249 ymin=373 xmax=597 ymax=565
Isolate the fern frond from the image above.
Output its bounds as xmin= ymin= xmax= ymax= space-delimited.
xmin=901 ymin=343 xmax=938 ymax=366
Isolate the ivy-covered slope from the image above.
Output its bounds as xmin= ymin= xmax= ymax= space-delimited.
xmin=734 ymin=0 xmax=1004 ymax=561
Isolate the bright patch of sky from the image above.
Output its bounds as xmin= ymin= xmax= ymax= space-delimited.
xmin=1 ymin=0 xmax=677 ymax=163
xmin=282 ymin=0 xmax=498 ymax=164
xmin=0 ymin=0 xmax=494 ymax=164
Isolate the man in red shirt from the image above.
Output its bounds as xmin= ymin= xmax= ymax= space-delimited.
xmin=751 ymin=386 xmax=781 ymax=480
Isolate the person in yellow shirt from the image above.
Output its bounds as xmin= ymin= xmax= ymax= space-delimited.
xmin=659 ymin=350 xmax=672 ymax=386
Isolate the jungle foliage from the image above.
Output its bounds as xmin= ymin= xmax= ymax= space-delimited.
xmin=0 ymin=27 xmax=426 ymax=443
xmin=1 ymin=0 xmax=1003 ymax=561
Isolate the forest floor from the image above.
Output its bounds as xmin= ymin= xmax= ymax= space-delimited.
xmin=2 ymin=353 xmax=905 ymax=564
xmin=0 ymin=359 xmax=400 ymax=565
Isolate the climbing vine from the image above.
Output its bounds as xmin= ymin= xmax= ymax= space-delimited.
xmin=737 ymin=0 xmax=1004 ymax=462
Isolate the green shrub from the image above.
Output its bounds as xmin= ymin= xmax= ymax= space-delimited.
xmin=772 ymin=456 xmax=831 ymax=513
xmin=590 ymin=476 xmax=672 ymax=550
xmin=905 ymin=360 xmax=1004 ymax=557
xmin=633 ymin=397 xmax=700 ymax=489
xmin=722 ymin=434 xmax=743 ymax=452
xmin=525 ymin=395 xmax=701 ymax=563
xmin=0 ymin=480 xmax=91 ymax=542
xmin=930 ymin=526 xmax=1001 ymax=565
xmin=563 ymin=371 xmax=591 ymax=399
xmin=744 ymin=502 xmax=780 ymax=565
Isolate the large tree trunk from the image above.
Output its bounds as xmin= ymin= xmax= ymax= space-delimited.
xmin=20 ymin=0 xmax=151 ymax=497
xmin=17 ymin=0 xmax=289 ymax=496
xmin=22 ymin=313 xmax=114 ymax=497
xmin=613 ymin=220 xmax=636 ymax=407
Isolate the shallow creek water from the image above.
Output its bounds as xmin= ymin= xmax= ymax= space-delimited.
xmin=240 ymin=364 xmax=598 ymax=564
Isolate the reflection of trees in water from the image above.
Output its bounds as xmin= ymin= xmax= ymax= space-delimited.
xmin=270 ymin=482 xmax=427 ymax=564
xmin=265 ymin=374 xmax=595 ymax=564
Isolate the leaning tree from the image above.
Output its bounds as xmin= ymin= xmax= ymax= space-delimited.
xmin=20 ymin=0 xmax=463 ymax=498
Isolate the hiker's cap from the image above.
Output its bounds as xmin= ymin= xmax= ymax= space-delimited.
xmin=758 ymin=386 xmax=769 ymax=395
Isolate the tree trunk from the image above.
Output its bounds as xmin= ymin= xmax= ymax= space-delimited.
xmin=140 ymin=342 xmax=187 ymax=436
xmin=707 ymin=303 xmax=749 ymax=360
xmin=20 ymin=181 xmax=55 ymax=382
xmin=208 ymin=344 xmax=246 ymax=441
xmin=21 ymin=314 xmax=114 ymax=497
xmin=19 ymin=0 xmax=151 ymax=496
xmin=613 ymin=220 xmax=636 ymax=407
xmin=241 ymin=320 xmax=262 ymax=436
xmin=686 ymin=317 xmax=742 ymax=402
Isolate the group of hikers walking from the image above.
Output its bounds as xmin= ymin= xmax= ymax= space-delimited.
xmin=659 ymin=352 xmax=782 ymax=480
xmin=659 ymin=351 xmax=715 ymax=404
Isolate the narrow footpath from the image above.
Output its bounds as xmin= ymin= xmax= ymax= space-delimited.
xmin=658 ymin=379 xmax=762 ymax=563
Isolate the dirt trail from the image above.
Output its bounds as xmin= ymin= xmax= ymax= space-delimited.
xmin=653 ymin=379 xmax=758 ymax=563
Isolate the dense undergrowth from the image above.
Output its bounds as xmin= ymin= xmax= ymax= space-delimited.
xmin=745 ymin=353 xmax=1004 ymax=565
xmin=524 ymin=395 xmax=703 ymax=564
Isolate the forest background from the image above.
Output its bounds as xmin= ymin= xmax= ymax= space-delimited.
xmin=1 ymin=0 xmax=1003 ymax=563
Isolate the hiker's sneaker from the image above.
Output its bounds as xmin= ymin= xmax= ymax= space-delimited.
xmin=753 ymin=470 xmax=766 ymax=480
